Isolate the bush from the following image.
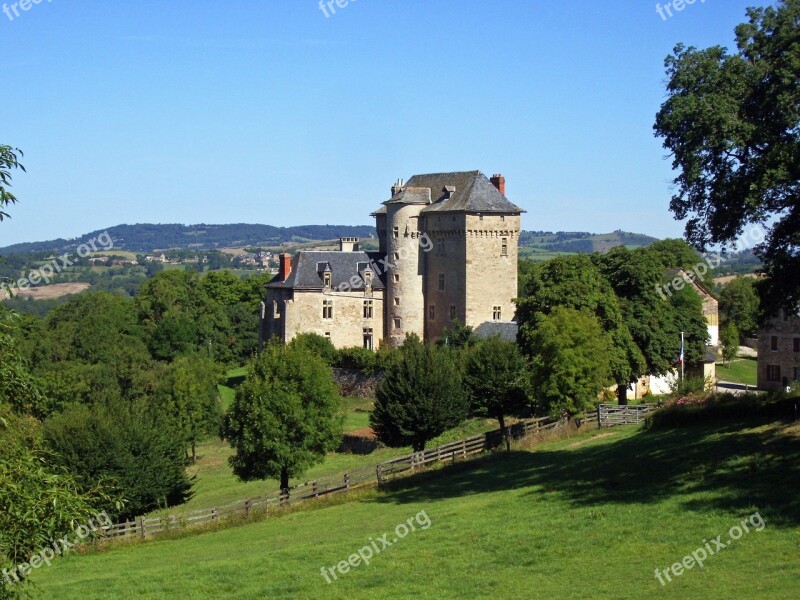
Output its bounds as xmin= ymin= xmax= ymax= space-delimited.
xmin=335 ymin=346 xmax=378 ymax=373
xmin=288 ymin=333 xmax=338 ymax=365
xmin=43 ymin=401 xmax=192 ymax=521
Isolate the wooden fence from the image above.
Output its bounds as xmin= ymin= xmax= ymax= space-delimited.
xmin=102 ymin=413 xmax=601 ymax=540
xmin=596 ymin=403 xmax=655 ymax=428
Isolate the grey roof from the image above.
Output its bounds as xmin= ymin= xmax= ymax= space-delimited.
xmin=267 ymin=251 xmax=386 ymax=291
xmin=473 ymin=321 xmax=519 ymax=342
xmin=372 ymin=171 xmax=524 ymax=216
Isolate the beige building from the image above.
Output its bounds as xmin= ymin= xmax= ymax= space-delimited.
xmin=262 ymin=170 xmax=524 ymax=348
xmin=757 ymin=307 xmax=800 ymax=391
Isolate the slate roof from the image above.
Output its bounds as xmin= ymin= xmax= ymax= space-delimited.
xmin=371 ymin=171 xmax=524 ymax=216
xmin=473 ymin=321 xmax=519 ymax=342
xmin=267 ymin=251 xmax=386 ymax=291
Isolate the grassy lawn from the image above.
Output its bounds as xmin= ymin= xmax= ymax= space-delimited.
xmin=33 ymin=407 xmax=800 ymax=599
xmin=716 ymin=357 xmax=758 ymax=386
xmin=342 ymin=397 xmax=374 ymax=432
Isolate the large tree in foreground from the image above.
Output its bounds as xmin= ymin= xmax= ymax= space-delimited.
xmin=371 ymin=334 xmax=468 ymax=452
xmin=224 ymin=343 xmax=343 ymax=491
xmin=654 ymin=0 xmax=800 ymax=312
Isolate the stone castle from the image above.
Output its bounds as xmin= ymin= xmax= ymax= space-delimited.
xmin=261 ymin=171 xmax=524 ymax=349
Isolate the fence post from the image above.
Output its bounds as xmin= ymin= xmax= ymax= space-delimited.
xmin=597 ymin=404 xmax=602 ymax=429
xmin=376 ymin=464 xmax=383 ymax=487
xmin=312 ymin=481 xmax=319 ymax=498
xmin=211 ymin=508 xmax=218 ymax=521
xmin=462 ymin=438 xmax=467 ymax=459
xmin=245 ymin=499 xmax=251 ymax=518
xmin=344 ymin=473 xmax=350 ymax=491
xmin=139 ymin=516 xmax=146 ymax=539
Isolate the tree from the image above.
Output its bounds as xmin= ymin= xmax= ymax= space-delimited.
xmin=654 ymin=0 xmax=800 ymax=311
xmin=43 ymin=400 xmax=192 ymax=520
xmin=525 ymin=307 xmax=611 ymax=417
xmin=721 ymin=322 xmax=740 ymax=367
xmin=1 ymin=406 xmax=114 ymax=597
xmin=0 ymin=145 xmax=24 ymax=221
xmin=0 ymin=310 xmax=47 ymax=417
xmin=223 ymin=343 xmax=343 ymax=491
xmin=516 ymin=255 xmax=645 ymax=405
xmin=595 ymin=246 xmax=709 ymax=392
xmin=463 ymin=337 xmax=528 ymax=451
xmin=436 ymin=321 xmax=476 ymax=349
xmin=370 ymin=334 xmax=468 ymax=452
xmin=719 ymin=277 xmax=761 ymax=338
xmin=156 ymin=354 xmax=223 ymax=463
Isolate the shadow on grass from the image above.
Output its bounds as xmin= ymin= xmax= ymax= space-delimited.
xmin=372 ymin=415 xmax=800 ymax=527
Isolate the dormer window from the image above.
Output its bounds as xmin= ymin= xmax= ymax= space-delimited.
xmin=323 ymin=271 xmax=332 ymax=289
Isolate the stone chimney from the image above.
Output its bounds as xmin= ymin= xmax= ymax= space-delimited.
xmin=278 ymin=253 xmax=293 ymax=281
xmin=339 ymin=237 xmax=359 ymax=252
xmin=490 ymin=174 xmax=506 ymax=196
xmin=391 ymin=178 xmax=405 ymax=196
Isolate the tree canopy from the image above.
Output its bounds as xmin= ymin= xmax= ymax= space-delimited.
xmin=654 ymin=0 xmax=800 ymax=310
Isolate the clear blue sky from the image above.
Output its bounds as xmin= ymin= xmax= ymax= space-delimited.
xmin=0 ymin=0 xmax=764 ymax=246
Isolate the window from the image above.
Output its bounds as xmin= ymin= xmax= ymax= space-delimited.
xmin=363 ymin=300 xmax=373 ymax=319
xmin=273 ymin=301 xmax=281 ymax=318
xmin=501 ymin=238 xmax=508 ymax=257
xmin=437 ymin=239 xmax=446 ymax=256
xmin=363 ymin=328 xmax=374 ymax=351
xmin=393 ymin=252 xmax=400 ymax=261
xmin=795 ymin=368 xmax=800 ymax=383
xmin=795 ymin=338 xmax=800 ymax=353
xmin=322 ymin=300 xmax=333 ymax=320
xmin=767 ymin=365 xmax=781 ymax=382
xmin=393 ymin=227 xmax=399 ymax=239
xmin=771 ymin=336 xmax=779 ymax=351
xmin=450 ymin=305 xmax=457 ymax=320
xmin=323 ymin=272 xmax=332 ymax=290
xmin=394 ymin=297 xmax=400 ymax=306
xmin=501 ymin=215 xmax=505 ymax=222
xmin=493 ymin=306 xmax=502 ymax=321
xmin=393 ymin=273 xmax=400 ymax=283
xmin=429 ymin=305 xmax=435 ymax=320
xmin=438 ymin=273 xmax=445 ymax=292
xmin=393 ymin=317 xmax=402 ymax=330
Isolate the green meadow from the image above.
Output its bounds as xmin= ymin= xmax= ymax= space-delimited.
xmin=31 ymin=403 xmax=800 ymax=599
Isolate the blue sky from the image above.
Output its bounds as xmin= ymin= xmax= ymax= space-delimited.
xmin=0 ymin=0 xmax=763 ymax=246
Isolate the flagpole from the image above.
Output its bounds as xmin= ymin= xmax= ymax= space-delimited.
xmin=680 ymin=331 xmax=685 ymax=383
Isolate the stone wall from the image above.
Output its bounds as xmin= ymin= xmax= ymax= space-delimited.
xmin=758 ymin=309 xmax=800 ymax=390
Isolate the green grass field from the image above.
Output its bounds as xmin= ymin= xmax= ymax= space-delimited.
xmin=31 ymin=405 xmax=800 ymax=599
xmin=716 ymin=357 xmax=758 ymax=386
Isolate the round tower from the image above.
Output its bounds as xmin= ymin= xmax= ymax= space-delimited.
xmin=385 ymin=188 xmax=430 ymax=347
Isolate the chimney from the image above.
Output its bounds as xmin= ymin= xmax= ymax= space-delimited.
xmin=391 ymin=178 xmax=405 ymax=196
xmin=490 ymin=174 xmax=506 ymax=196
xmin=339 ymin=237 xmax=359 ymax=252
xmin=278 ymin=253 xmax=293 ymax=281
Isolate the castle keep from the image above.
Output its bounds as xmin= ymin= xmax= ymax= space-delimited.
xmin=261 ymin=171 xmax=524 ymax=348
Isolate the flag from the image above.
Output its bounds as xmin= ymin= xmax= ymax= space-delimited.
xmin=679 ymin=337 xmax=684 ymax=366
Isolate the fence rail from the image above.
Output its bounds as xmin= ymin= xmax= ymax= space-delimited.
xmin=101 ymin=411 xmax=614 ymax=540
xmin=596 ymin=403 xmax=655 ymax=428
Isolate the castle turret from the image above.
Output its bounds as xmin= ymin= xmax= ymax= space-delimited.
xmin=383 ymin=185 xmax=431 ymax=346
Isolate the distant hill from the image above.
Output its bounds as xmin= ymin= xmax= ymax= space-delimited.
xmin=0 ymin=224 xmax=659 ymax=256
xmin=519 ymin=230 xmax=659 ymax=254
xmin=0 ymin=224 xmax=379 ymax=254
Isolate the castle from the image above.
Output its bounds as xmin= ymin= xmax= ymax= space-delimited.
xmin=261 ymin=171 xmax=524 ymax=348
